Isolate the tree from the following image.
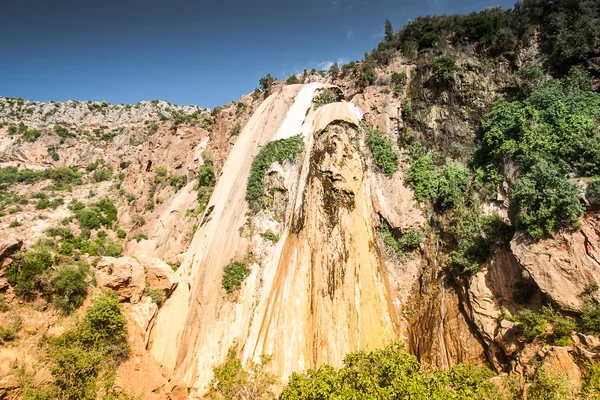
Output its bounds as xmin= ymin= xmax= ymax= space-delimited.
xmin=385 ymin=19 xmax=394 ymax=42
xmin=259 ymin=74 xmax=275 ymax=91
xmin=328 ymin=63 xmax=339 ymax=76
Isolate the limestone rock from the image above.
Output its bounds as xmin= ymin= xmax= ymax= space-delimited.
xmin=95 ymin=257 xmax=145 ymax=303
xmin=511 ymin=218 xmax=600 ymax=312
xmin=130 ymin=296 xmax=158 ymax=332
xmin=0 ymin=232 xmax=22 ymax=268
xmin=138 ymin=256 xmax=178 ymax=295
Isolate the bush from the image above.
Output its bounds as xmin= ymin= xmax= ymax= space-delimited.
xmin=35 ymin=292 xmax=130 ymax=399
xmin=116 ymin=229 xmax=126 ymax=239
xmin=246 ymin=136 xmax=304 ymax=213
xmin=169 ymin=174 xmax=187 ymax=191
xmin=93 ymin=167 xmax=112 ymax=183
xmin=313 ymin=88 xmax=340 ymax=109
xmin=222 ymin=262 xmax=250 ymax=294
xmin=260 ymin=231 xmax=279 ymax=243
xmin=7 ymin=248 xmax=54 ymax=299
xmin=285 ymin=75 xmax=300 ymax=84
xmin=145 ymin=284 xmax=165 ymax=306
xmin=362 ymin=68 xmax=376 ymax=85
xmin=406 ymin=155 xmax=438 ymax=200
xmin=509 ymin=161 xmax=583 ymax=239
xmin=154 ymin=167 xmax=167 ymax=184
xmin=582 ymin=299 xmax=600 ymax=334
xmin=586 ymin=179 xmax=600 ymax=205
xmin=511 ymin=306 xmax=575 ymax=345
xmin=527 ymin=367 xmax=574 ymax=400
xmin=52 ymin=264 xmax=88 ymax=314
xmin=437 ymin=161 xmax=469 ymax=209
xmin=432 ymin=55 xmax=457 ymax=85
xmin=206 ymin=348 xmax=277 ymax=399
xmin=280 ymin=342 xmax=501 ymax=399
xmin=365 ymin=126 xmax=398 ymax=176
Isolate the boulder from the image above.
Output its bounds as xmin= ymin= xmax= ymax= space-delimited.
xmin=511 ymin=218 xmax=600 ymax=312
xmin=0 ymin=232 xmax=22 ymax=270
xmin=95 ymin=257 xmax=145 ymax=303
xmin=138 ymin=256 xmax=178 ymax=295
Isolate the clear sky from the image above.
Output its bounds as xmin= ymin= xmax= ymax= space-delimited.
xmin=0 ymin=0 xmax=516 ymax=108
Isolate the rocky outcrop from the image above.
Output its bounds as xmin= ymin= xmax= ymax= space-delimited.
xmin=138 ymin=256 xmax=177 ymax=295
xmin=0 ymin=97 xmax=208 ymax=129
xmin=95 ymin=257 xmax=146 ymax=303
xmin=511 ymin=217 xmax=600 ymax=312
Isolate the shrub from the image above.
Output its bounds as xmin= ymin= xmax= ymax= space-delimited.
xmin=37 ymin=292 xmax=129 ymax=398
xmin=7 ymin=248 xmax=54 ymax=298
xmin=116 ymin=229 xmax=126 ymax=239
xmin=246 ymin=136 xmax=304 ymax=213
xmin=52 ymin=264 xmax=88 ymax=314
xmin=154 ymin=167 xmax=167 ymax=184
xmin=432 ymin=55 xmax=457 ymax=85
xmin=362 ymin=68 xmax=376 ymax=84
xmin=365 ymin=126 xmax=398 ymax=176
xmin=437 ymin=161 xmax=469 ymax=209
xmin=133 ymin=233 xmax=148 ymax=242
xmin=582 ymin=299 xmax=600 ymax=334
xmin=313 ymin=88 xmax=340 ymax=109
xmin=260 ymin=231 xmax=279 ymax=243
xmin=509 ymin=161 xmax=584 ymax=240
xmin=586 ymin=179 xmax=600 ymax=205
xmin=169 ymin=174 xmax=187 ymax=191
xmin=280 ymin=342 xmax=501 ymax=399
xmin=206 ymin=348 xmax=277 ymax=399
xmin=222 ymin=262 xmax=250 ymax=294
xmin=93 ymin=167 xmax=112 ymax=183
xmin=527 ymin=368 xmax=574 ymax=400
xmin=285 ymin=75 xmax=300 ymax=85
xmin=145 ymin=284 xmax=165 ymax=306
xmin=406 ymin=155 xmax=438 ymax=200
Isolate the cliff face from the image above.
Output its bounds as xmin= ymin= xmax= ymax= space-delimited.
xmin=2 ymin=36 xmax=600 ymax=399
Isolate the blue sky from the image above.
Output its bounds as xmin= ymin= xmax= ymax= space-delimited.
xmin=0 ymin=0 xmax=515 ymax=108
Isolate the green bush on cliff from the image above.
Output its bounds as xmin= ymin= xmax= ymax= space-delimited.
xmin=197 ymin=151 xmax=216 ymax=214
xmin=365 ymin=126 xmax=398 ymax=176
xmin=222 ymin=261 xmax=251 ymax=294
xmin=52 ymin=264 xmax=89 ymax=314
xmin=477 ymin=67 xmax=599 ymax=239
xmin=246 ymin=136 xmax=304 ymax=213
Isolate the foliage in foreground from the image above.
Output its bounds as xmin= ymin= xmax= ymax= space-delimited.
xmin=21 ymin=292 xmax=130 ymax=400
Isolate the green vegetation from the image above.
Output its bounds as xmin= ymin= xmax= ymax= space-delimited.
xmin=260 ymin=230 xmax=279 ymax=243
xmin=527 ymin=368 xmax=573 ymax=400
xmin=145 ymin=284 xmax=165 ymax=306
xmin=280 ymin=342 xmax=502 ymax=399
xmin=312 ymin=88 xmax=340 ymax=109
xmin=511 ymin=306 xmax=576 ymax=345
xmin=259 ymin=74 xmax=275 ymax=91
xmin=246 ymin=136 xmax=304 ymax=213
xmin=92 ymin=167 xmax=112 ymax=183
xmin=379 ymin=220 xmax=424 ymax=255
xmin=23 ymin=292 xmax=130 ymax=399
xmin=477 ymin=67 xmax=598 ymax=239
xmin=133 ymin=233 xmax=148 ymax=242
xmin=365 ymin=125 xmax=398 ymax=176
xmin=197 ymin=152 xmax=216 ymax=214
xmin=222 ymin=261 xmax=250 ymax=294
xmin=586 ymin=179 xmax=600 ymax=205
xmin=52 ymin=264 xmax=89 ymax=314
xmin=70 ymin=198 xmax=118 ymax=231
xmin=169 ymin=174 xmax=187 ymax=191
xmin=206 ymin=348 xmax=276 ymax=399
xmin=6 ymin=248 xmax=54 ymax=299
xmin=432 ymin=55 xmax=457 ymax=85
xmin=285 ymin=75 xmax=300 ymax=84
xmin=0 ymin=166 xmax=81 ymax=190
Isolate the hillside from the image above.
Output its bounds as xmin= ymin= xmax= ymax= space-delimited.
xmin=1 ymin=0 xmax=600 ymax=399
